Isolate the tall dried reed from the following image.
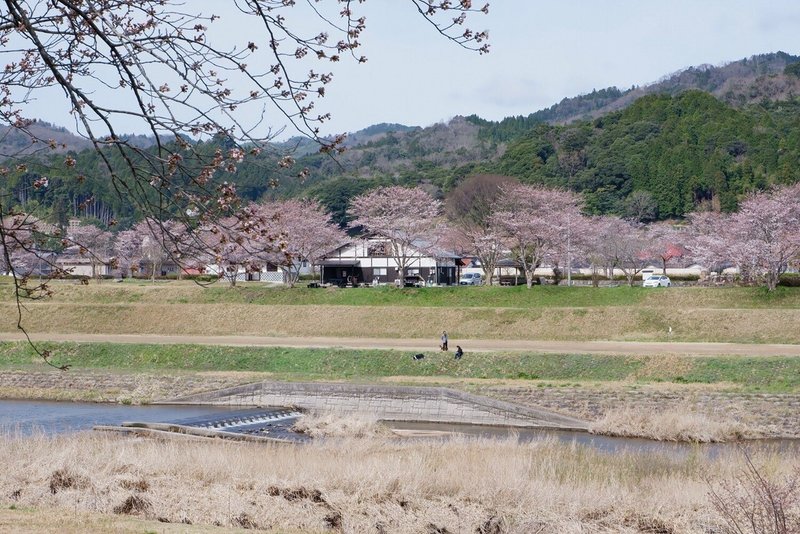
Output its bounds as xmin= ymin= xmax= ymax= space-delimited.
xmin=589 ymin=407 xmax=755 ymax=442
xmin=2 ymin=429 xmax=796 ymax=533
xmin=291 ymin=412 xmax=392 ymax=438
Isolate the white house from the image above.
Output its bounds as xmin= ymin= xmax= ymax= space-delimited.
xmin=319 ymin=236 xmax=460 ymax=286
xmin=55 ymin=245 xmax=112 ymax=278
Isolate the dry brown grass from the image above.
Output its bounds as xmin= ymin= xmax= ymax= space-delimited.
xmin=589 ymin=406 xmax=756 ymax=442
xmin=291 ymin=412 xmax=393 ymax=438
xmin=3 ymin=301 xmax=800 ymax=343
xmin=1 ymin=430 xmax=797 ymax=533
xmin=0 ymin=506 xmax=259 ymax=533
xmin=2 ymin=280 xmax=800 ymax=343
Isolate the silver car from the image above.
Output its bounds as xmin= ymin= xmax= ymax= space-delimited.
xmin=459 ymin=272 xmax=482 ymax=285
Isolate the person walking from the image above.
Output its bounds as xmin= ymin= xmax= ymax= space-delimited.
xmin=440 ymin=331 xmax=448 ymax=351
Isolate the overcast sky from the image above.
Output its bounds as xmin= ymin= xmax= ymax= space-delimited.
xmin=311 ymin=0 xmax=800 ymax=136
xmin=28 ymin=1 xmax=800 ymax=140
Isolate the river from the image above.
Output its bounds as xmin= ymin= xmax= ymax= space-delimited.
xmin=0 ymin=399 xmax=242 ymax=436
xmin=2 ymin=400 xmax=798 ymax=460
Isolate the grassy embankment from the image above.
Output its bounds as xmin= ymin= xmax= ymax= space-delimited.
xmin=1 ymin=431 xmax=797 ymax=533
xmin=2 ymin=280 xmax=799 ymax=394
xmin=1 ymin=341 xmax=799 ymax=393
xmin=1 ymin=280 xmax=800 ymax=343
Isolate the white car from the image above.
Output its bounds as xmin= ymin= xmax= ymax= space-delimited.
xmin=643 ymin=275 xmax=671 ymax=287
xmin=459 ymin=272 xmax=482 ymax=285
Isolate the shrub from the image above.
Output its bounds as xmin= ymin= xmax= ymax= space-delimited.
xmin=112 ymin=495 xmax=152 ymax=516
xmin=707 ymin=448 xmax=800 ymax=534
xmin=49 ymin=468 xmax=88 ymax=494
xmin=182 ymin=274 xmax=218 ymax=282
xmin=779 ymin=274 xmax=800 ymax=287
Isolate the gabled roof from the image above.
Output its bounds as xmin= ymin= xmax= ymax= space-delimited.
xmin=323 ymin=234 xmax=460 ymax=260
xmin=496 ymin=257 xmax=523 ymax=268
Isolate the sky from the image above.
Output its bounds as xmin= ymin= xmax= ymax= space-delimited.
xmin=313 ymin=0 xmax=800 ymax=135
xmin=21 ymin=1 xmax=800 ymax=140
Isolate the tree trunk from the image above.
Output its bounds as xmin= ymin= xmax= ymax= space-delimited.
xmin=287 ymin=265 xmax=300 ymax=288
xmin=766 ymin=271 xmax=779 ymax=291
xmin=482 ymin=265 xmax=495 ymax=286
xmin=525 ymin=269 xmax=535 ymax=289
xmin=552 ymin=266 xmax=562 ymax=286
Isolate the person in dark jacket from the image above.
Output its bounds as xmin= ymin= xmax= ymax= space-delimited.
xmin=454 ymin=346 xmax=463 ymax=360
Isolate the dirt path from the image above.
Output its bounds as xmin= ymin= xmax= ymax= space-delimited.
xmin=2 ymin=332 xmax=799 ymax=356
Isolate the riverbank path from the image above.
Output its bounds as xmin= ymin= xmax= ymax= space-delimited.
xmin=1 ymin=333 xmax=799 ymax=357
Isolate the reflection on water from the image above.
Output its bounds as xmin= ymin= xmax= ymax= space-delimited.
xmin=385 ymin=421 xmax=800 ymax=459
xmin=0 ymin=399 xmax=241 ymax=436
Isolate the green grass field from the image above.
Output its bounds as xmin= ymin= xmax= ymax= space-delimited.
xmin=2 ymin=341 xmax=798 ymax=392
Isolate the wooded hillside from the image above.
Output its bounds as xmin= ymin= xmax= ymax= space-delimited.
xmin=3 ymin=52 xmax=800 ymax=228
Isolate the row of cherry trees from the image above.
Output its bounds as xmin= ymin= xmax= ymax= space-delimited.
xmin=5 ymin=178 xmax=799 ymax=292
xmin=2 ymin=198 xmax=347 ymax=288
xmin=352 ymin=176 xmax=800 ymax=291
xmin=124 ymin=199 xmax=346 ymax=288
xmin=480 ymin=178 xmax=799 ymax=290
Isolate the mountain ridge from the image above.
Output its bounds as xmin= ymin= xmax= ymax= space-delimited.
xmin=5 ymin=50 xmax=798 ymax=160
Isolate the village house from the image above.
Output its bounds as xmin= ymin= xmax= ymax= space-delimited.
xmin=319 ymin=236 xmax=460 ymax=286
xmin=55 ymin=245 xmax=112 ymax=278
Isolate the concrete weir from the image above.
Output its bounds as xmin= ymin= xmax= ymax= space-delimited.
xmin=166 ymin=381 xmax=588 ymax=431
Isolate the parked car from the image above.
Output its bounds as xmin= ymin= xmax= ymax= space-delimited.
xmin=459 ymin=272 xmax=482 ymax=285
xmin=643 ymin=274 xmax=671 ymax=287
xmin=401 ymin=274 xmax=426 ymax=288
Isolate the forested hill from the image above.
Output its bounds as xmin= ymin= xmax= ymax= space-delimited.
xmin=4 ymin=52 xmax=800 ymax=228
xmin=0 ymin=121 xmax=92 ymax=155
xmin=497 ymin=91 xmax=800 ymax=219
xmin=0 ymin=120 xmax=157 ymax=157
xmin=467 ymin=52 xmax=800 ymax=143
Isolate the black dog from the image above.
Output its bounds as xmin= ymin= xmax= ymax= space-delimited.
xmin=412 ymin=353 xmax=425 ymax=360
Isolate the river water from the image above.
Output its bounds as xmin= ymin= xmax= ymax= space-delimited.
xmin=0 ymin=399 xmax=242 ymax=436
xmin=386 ymin=421 xmax=800 ymax=459
xmin=2 ymin=400 xmax=797 ymax=459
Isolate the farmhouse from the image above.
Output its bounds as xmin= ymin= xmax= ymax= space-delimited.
xmin=55 ymin=245 xmax=112 ymax=278
xmin=320 ymin=236 xmax=460 ymax=286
